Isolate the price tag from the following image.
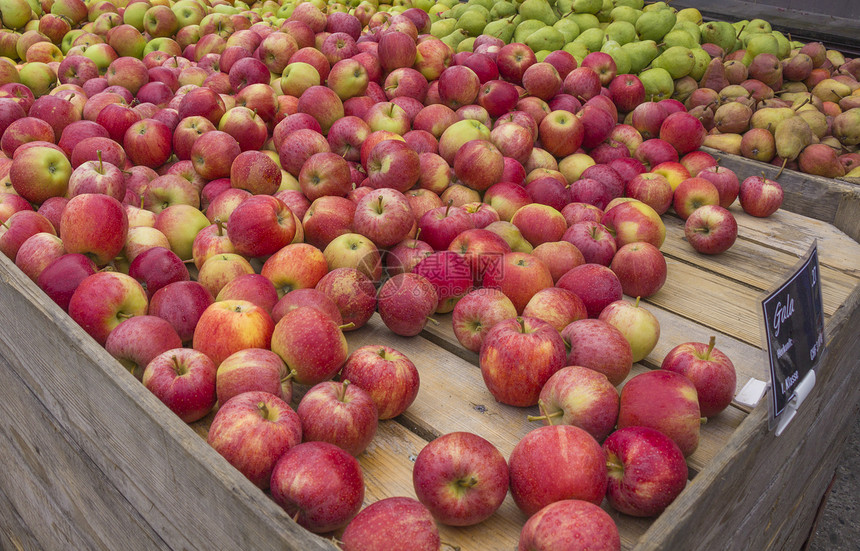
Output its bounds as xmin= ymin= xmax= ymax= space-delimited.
xmin=761 ymin=241 xmax=826 ymax=433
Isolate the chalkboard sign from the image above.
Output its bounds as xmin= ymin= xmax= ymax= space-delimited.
xmin=762 ymin=242 xmax=825 ymax=422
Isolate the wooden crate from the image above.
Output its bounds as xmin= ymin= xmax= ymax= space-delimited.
xmin=1 ymin=165 xmax=858 ymax=549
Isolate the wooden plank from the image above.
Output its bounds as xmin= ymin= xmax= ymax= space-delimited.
xmin=648 ymin=260 xmax=763 ymax=346
xmin=732 ymin=209 xmax=860 ymax=277
xmin=0 ymin=483 xmax=43 ymax=551
xmin=661 ymin=213 xmax=860 ymax=320
xmin=0 ymin=254 xmax=334 ymax=551
xmin=0 ymin=350 xmax=168 ymax=550
xmin=632 ymin=283 xmax=860 ymax=550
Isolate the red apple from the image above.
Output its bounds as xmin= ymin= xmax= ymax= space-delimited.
xmin=296 ymin=380 xmax=378 ymax=456
xmin=148 ymin=281 xmax=214 ymax=345
xmin=192 ymin=299 xmax=275 ymax=367
xmin=340 ymin=497 xmax=440 ymax=551
xmin=479 ymin=316 xmax=567 ymax=407
xmin=67 ymin=271 xmax=148 ymax=346
xmin=609 ymin=242 xmax=667 ymax=298
xmin=530 ymin=366 xmax=619 ymax=442
xmin=598 ymin=298 xmax=661 ymax=364
xmin=412 ymin=431 xmax=509 ymax=526
xmin=269 ymin=441 xmax=364 ymax=533
xmin=661 ymin=336 xmax=737 ymax=418
xmin=673 ymin=177 xmax=720 ymax=220
xmin=207 ymin=390 xmax=302 ymax=489
xmin=142 ymin=347 xmax=217 ymax=423
xmin=603 ymin=426 xmax=688 ymax=517
xmin=738 ymin=174 xmax=783 ymax=217
xmin=684 ymin=205 xmax=738 ymax=255
xmin=617 ymin=370 xmax=702 ymax=456
xmin=340 ymin=344 xmax=420 ymax=420
xmin=556 ymin=263 xmax=623 ymax=318
xmin=518 ymin=499 xmax=620 ymax=551
xmin=508 ymin=424 xmax=608 ymax=516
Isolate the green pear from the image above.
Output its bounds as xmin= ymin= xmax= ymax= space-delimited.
xmin=688 ymin=47 xmax=711 ymax=81
xmin=746 ymin=18 xmax=771 ymax=34
xmin=742 ymin=33 xmax=780 ymax=65
xmin=535 ymin=49 xmax=551 ymax=61
xmin=457 ymin=37 xmax=477 ymax=52
xmin=622 ymin=39 xmax=659 ymax=73
xmin=811 ymin=79 xmax=852 ymax=103
xmin=601 ymin=40 xmax=631 ymax=74
xmin=491 ymin=1 xmax=517 ymax=18
xmin=772 ymin=31 xmax=791 ymax=59
xmin=671 ymin=76 xmax=698 ymax=103
xmin=703 ymin=133 xmax=743 ymax=155
xmin=573 ymin=26 xmax=604 ymax=52
xmin=441 ymin=28 xmax=469 ymax=50
xmin=652 ymin=46 xmax=695 ymax=79
xmin=566 ymin=12 xmax=599 ymax=30
xmin=430 ymin=18 xmax=457 ymax=38
xmin=448 ymin=3 xmax=470 ymax=19
xmin=663 ymin=29 xmax=698 ymax=50
xmin=518 ymin=0 xmax=558 ymax=25
xmin=469 ymin=0 xmax=495 ymax=10
xmin=556 ymin=0 xmax=573 ymax=13
xmin=719 ymin=84 xmax=752 ymax=103
xmin=572 ymin=0 xmax=601 ymax=14
xmin=613 ymin=0 xmax=643 ymax=8
xmin=484 ymin=18 xmax=516 ymax=41
xmin=563 ymin=40 xmax=589 ymax=63
xmin=676 ymin=7 xmax=702 ymax=25
xmin=635 ymin=9 xmax=675 ymax=42
xmin=609 ymin=6 xmax=640 ymax=24
xmin=640 ymin=67 xmax=674 ymax=101
xmin=672 ymin=20 xmax=701 ymax=44
xmin=553 ymin=18 xmax=581 ymax=42
xmin=699 ymin=21 xmax=736 ymax=53
xmin=525 ymin=25 xmax=565 ymax=52
xmin=605 ymin=20 xmax=636 ymax=44
xmin=797 ymin=109 xmax=828 ymax=139
xmin=457 ymin=9 xmax=488 ymax=37
xmin=595 ymin=0 xmax=613 ymax=22
xmin=514 ymin=19 xmax=547 ymax=43
xmin=642 ymin=1 xmax=671 ymax=12
xmin=775 ymin=115 xmax=813 ymax=161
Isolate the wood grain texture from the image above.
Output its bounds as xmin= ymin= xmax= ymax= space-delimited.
xmin=0 ymin=253 xmax=334 ymax=551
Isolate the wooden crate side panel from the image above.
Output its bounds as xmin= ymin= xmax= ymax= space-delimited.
xmin=635 ymin=284 xmax=860 ymax=550
xmin=0 ymin=351 xmax=168 ymax=550
xmin=0 ymin=255 xmax=333 ymax=551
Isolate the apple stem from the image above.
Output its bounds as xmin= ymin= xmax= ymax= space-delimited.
xmin=171 ymin=355 xmax=185 ymax=376
xmin=338 ymin=322 xmax=356 ymax=331
xmin=517 ymin=317 xmax=525 ymax=333
xmin=117 ymin=312 xmax=134 ymax=320
xmin=339 ymin=379 xmax=350 ymax=402
xmin=705 ymin=336 xmax=716 ymax=361
xmin=736 ymin=23 xmax=747 ymax=39
xmin=634 ymin=296 xmax=641 ymax=308
xmin=138 ymin=192 xmax=146 ymax=210
xmin=606 ymin=455 xmax=624 ymax=471
xmin=97 ymin=149 xmax=103 ymax=173
xmin=413 ymin=227 xmax=422 ymax=241
xmin=257 ymin=401 xmax=270 ymax=419
xmin=425 ymin=316 xmax=440 ymax=326
xmin=700 ymin=417 xmax=708 ymax=425
xmin=330 ymin=537 xmax=344 ymax=550
xmin=526 ymin=410 xmax=563 ymax=424
xmin=376 ymin=194 xmax=384 ymax=214
xmin=440 ymin=541 xmax=461 ymax=551
xmin=282 ymin=369 xmax=297 ymax=383
xmin=458 ymin=476 xmax=479 ymax=489
xmin=0 ymin=219 xmax=8 ymax=229
xmin=444 ymin=199 xmax=453 ymax=217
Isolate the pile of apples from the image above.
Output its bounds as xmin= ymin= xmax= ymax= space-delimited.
xmin=0 ymin=0 xmax=801 ymax=546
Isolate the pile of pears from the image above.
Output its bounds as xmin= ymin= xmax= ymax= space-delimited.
xmin=426 ymin=0 xmax=860 ymax=179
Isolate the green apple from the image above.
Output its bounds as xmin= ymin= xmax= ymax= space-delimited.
xmin=0 ymin=0 xmax=33 ymax=29
xmin=18 ymin=62 xmax=56 ymax=97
